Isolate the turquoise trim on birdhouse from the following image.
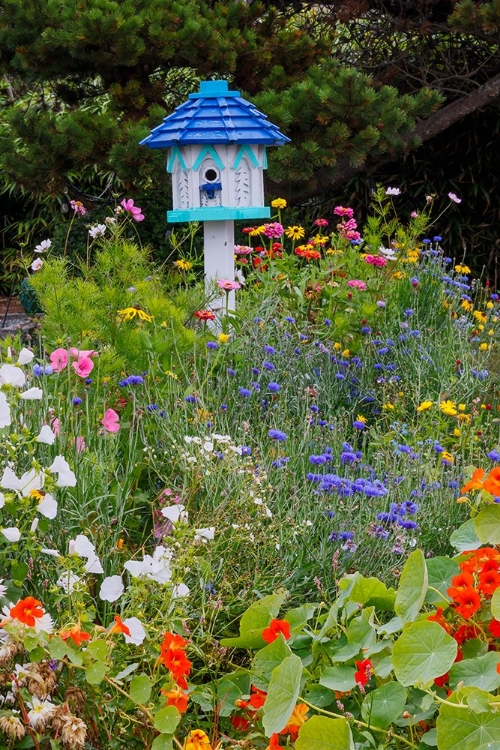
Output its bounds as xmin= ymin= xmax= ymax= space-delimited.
xmin=231 ymin=144 xmax=260 ymax=170
xmin=166 ymin=145 xmax=187 ymax=173
xmin=167 ymin=206 xmax=271 ymax=223
xmin=192 ymin=145 xmax=225 ymax=171
xmin=262 ymin=147 xmax=268 ymax=169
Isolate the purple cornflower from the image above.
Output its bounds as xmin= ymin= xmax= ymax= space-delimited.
xmin=268 ymin=429 xmax=287 ymax=441
xmin=268 ymin=382 xmax=281 ymax=393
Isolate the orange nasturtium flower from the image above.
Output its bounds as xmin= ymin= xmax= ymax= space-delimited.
xmin=182 ymin=729 xmax=212 ymax=750
xmin=9 ymin=597 xmax=44 ymax=627
xmin=461 ymin=468 xmax=485 ymax=494
xmin=161 ymin=684 xmax=189 ymax=714
xmin=454 ymin=587 xmax=481 ymax=619
xmin=60 ymin=622 xmax=91 ymax=647
xmin=483 ymin=467 xmax=500 ymax=496
xmin=262 ymin=619 xmax=291 ymax=644
xmin=109 ymin=615 xmax=131 ymax=637
xmin=279 ymin=703 xmax=309 ymax=739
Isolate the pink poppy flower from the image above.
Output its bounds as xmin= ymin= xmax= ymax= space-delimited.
xmin=49 ymin=348 xmax=68 ymax=372
xmin=72 ymin=357 xmax=94 ymax=378
xmin=101 ymin=408 xmax=120 ymax=433
xmin=71 ymin=436 xmax=87 ymax=453
xmin=50 ymin=417 xmax=60 ymax=436
xmin=216 ymin=279 xmax=241 ymax=291
xmin=69 ymin=348 xmax=96 ymax=359
xmin=121 ymin=199 xmax=145 ymax=222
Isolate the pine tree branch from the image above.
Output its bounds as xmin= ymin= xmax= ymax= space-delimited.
xmin=270 ymin=72 xmax=500 ymax=204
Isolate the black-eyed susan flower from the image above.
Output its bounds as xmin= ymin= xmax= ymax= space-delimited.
xmin=117 ymin=306 xmax=153 ymax=322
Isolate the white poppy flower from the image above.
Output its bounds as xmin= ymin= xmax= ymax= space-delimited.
xmin=1 ymin=467 xmax=43 ymax=496
xmin=17 ymin=348 xmax=34 ymax=365
xmin=41 ymin=548 xmax=61 ymax=557
xmin=122 ymin=617 xmax=146 ymax=645
xmin=161 ymin=504 xmax=187 ymax=524
xmin=20 ymin=387 xmax=43 ymax=400
xmin=34 ymin=239 xmax=51 ymax=253
xmin=0 ymin=364 xmax=26 ymax=387
xmin=99 ymin=576 xmax=124 ymax=602
xmin=84 ymin=556 xmax=104 ymax=574
xmin=2 ymin=527 xmax=21 ymax=542
xmin=37 ymin=493 xmax=57 ymax=519
xmin=172 ymin=583 xmax=190 ymax=598
xmin=70 ymin=534 xmax=95 ymax=558
xmin=35 ymin=425 xmax=56 ymax=444
xmin=56 ymin=572 xmax=81 ymax=594
xmin=30 ymin=258 xmax=43 ymax=272
xmin=0 ymin=493 xmax=4 ymax=509
xmin=0 ymin=393 xmax=11 ymax=429
xmin=49 ymin=456 xmax=76 ymax=487
xmin=195 ymin=527 xmax=215 ymax=542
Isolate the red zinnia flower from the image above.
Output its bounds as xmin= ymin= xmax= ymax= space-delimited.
xmin=262 ymin=619 xmax=291 ymax=644
xmin=194 ymin=309 xmax=216 ymax=321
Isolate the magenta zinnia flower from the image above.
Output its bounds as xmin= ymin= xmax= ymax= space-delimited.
xmin=216 ymin=279 xmax=241 ymax=291
xmin=347 ymin=279 xmax=367 ymax=290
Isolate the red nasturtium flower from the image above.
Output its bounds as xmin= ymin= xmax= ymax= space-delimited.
xmin=266 ymin=734 xmax=282 ymax=750
xmin=354 ymin=658 xmax=373 ymax=686
xmin=9 ymin=597 xmax=44 ymax=627
xmin=262 ymin=619 xmax=291 ymax=644
xmin=158 ymin=632 xmax=192 ymax=689
xmin=453 ymin=587 xmax=481 ymax=619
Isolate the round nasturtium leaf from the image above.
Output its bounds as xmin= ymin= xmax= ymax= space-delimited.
xmin=361 ymin=682 xmax=407 ymax=728
xmin=392 ymin=620 xmax=457 ymax=687
xmin=436 ymin=687 xmax=500 ymax=750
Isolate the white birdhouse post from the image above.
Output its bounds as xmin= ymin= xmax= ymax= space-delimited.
xmin=140 ymin=80 xmax=289 ymax=318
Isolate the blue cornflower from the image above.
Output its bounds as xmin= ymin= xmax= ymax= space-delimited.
xmin=268 ymin=429 xmax=287 ymax=441
xmin=220 ymin=404 xmax=228 ymax=411
xmin=226 ymin=367 xmax=236 ymax=376
xmin=147 ymin=404 xmax=158 ymax=412
xmin=206 ymin=341 xmax=219 ymax=350
xmin=361 ymin=326 xmax=372 ymax=334
xmin=294 ymin=348 xmax=301 ymax=355
xmin=285 ymin=316 xmax=296 ymax=323
xmin=268 ymin=382 xmax=281 ymax=393
xmin=240 ymin=446 xmax=252 ymax=456
xmin=264 ymin=345 xmax=275 ymax=354
xmin=422 ymin=238 xmax=431 ymax=244
xmin=310 ymin=405 xmax=319 ymax=413
xmin=488 ymin=450 xmax=500 ymax=462
xmin=309 ymin=454 xmax=328 ymax=465
xmin=433 ymin=236 xmax=442 ymax=242
xmin=33 ymin=364 xmax=45 ymax=376
xmin=72 ymin=397 xmax=82 ymax=406
xmin=272 ymin=456 xmax=290 ymax=467
xmin=239 ymin=387 xmax=252 ymax=397
xmin=263 ymin=361 xmax=275 ymax=371
xmin=252 ymin=367 xmax=260 ymax=375
xmin=185 ymin=395 xmax=197 ymax=403
xmin=324 ymin=318 xmax=331 ymax=326
xmin=85 ymin=378 xmax=93 ymax=385
xmin=254 ymin=317 xmax=263 ymax=323
xmin=251 ymin=382 xmax=261 ymax=391
xmin=318 ymin=420 xmax=328 ymax=426
xmin=404 ymin=309 xmax=414 ymax=316
xmin=335 ymin=373 xmax=345 ymax=381
xmin=353 ymin=419 xmax=366 ymax=430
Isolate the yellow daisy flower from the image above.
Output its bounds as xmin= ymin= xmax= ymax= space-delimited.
xmin=285 ymin=225 xmax=306 ymax=241
xmin=117 ymin=306 xmax=153 ymax=322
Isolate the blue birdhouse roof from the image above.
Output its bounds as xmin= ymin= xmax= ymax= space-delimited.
xmin=140 ymin=80 xmax=290 ymax=149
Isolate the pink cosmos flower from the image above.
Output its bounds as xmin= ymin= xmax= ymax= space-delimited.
xmin=72 ymin=357 xmax=94 ymax=378
xmin=101 ymin=408 xmax=120 ymax=433
xmin=216 ymin=279 xmax=241 ymax=291
xmin=411 ymin=211 xmax=419 ymax=218
xmin=333 ymin=206 xmax=354 ymax=218
xmin=70 ymin=200 xmax=87 ymax=216
xmin=121 ymin=199 xmax=145 ymax=222
xmin=50 ymin=348 xmax=68 ymax=372
xmin=347 ymin=279 xmax=367 ymax=290
xmin=364 ymin=254 xmax=388 ymax=268
xmin=448 ymin=192 xmax=461 ymax=204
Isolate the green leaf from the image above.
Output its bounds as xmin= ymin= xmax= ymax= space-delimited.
xmin=10 ymin=561 xmax=29 ymax=581
xmin=395 ymin=549 xmax=428 ymax=624
xmin=29 ymin=646 xmax=45 ymax=663
xmin=348 ymin=573 xmax=396 ymax=610
xmin=252 ymin=633 xmax=292 ymax=690
xmin=88 ymin=640 xmax=108 ymax=662
xmin=285 ymin=604 xmax=317 ymax=632
xmin=449 ymin=652 xmax=500 ymax=692
xmin=425 ymin=557 xmax=460 ymax=604
xmin=85 ymin=661 xmax=107 ymax=685
xmin=392 ymin=621 xmax=457 ymax=687
xmin=474 ymin=505 xmax=500 ymax=544
xmin=305 ymin=686 xmax=337 ymax=709
xmin=449 ymin=519 xmax=481 ymax=552
xmin=217 ymin=676 xmax=244 ymax=717
xmin=262 ymin=653 xmax=303 ymax=736
xmin=491 ymin=588 xmax=500 ymax=620
xmin=361 ymin=682 xmax=407 ymax=729
xmin=436 ymin=687 xmax=500 ymax=750
xmin=129 ymin=673 xmax=152 ymax=705
xmin=296 ymin=715 xmax=354 ymax=750
xmin=319 ymin=666 xmax=356 ymax=693
xmin=220 ymin=591 xmax=288 ymax=649
xmin=151 ymin=735 xmax=173 ymax=750
xmin=154 ymin=706 xmax=181 ymax=734
xmin=48 ymin=635 xmax=68 ymax=660
xmin=114 ymin=663 xmax=139 ymax=681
